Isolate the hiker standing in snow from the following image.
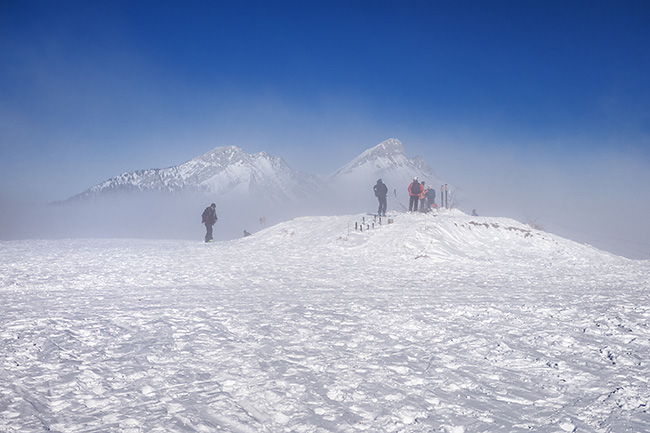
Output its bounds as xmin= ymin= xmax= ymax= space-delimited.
xmin=425 ymin=186 xmax=436 ymax=211
xmin=373 ymin=179 xmax=388 ymax=216
xmin=418 ymin=181 xmax=427 ymax=211
xmin=201 ymin=203 xmax=218 ymax=243
xmin=408 ymin=177 xmax=421 ymax=212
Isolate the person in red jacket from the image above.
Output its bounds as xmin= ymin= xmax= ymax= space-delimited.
xmin=408 ymin=177 xmax=421 ymax=212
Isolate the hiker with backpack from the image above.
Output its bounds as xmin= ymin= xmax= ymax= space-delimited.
xmin=373 ymin=179 xmax=388 ymax=216
xmin=408 ymin=177 xmax=421 ymax=212
xmin=201 ymin=203 xmax=218 ymax=242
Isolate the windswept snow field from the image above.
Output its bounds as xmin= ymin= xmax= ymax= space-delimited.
xmin=1 ymin=210 xmax=649 ymax=432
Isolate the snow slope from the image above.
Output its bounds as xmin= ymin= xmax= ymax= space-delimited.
xmin=1 ymin=211 xmax=649 ymax=432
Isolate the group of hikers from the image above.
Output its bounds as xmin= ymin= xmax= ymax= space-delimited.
xmin=374 ymin=177 xmax=437 ymax=216
xmin=202 ymin=177 xmax=440 ymax=242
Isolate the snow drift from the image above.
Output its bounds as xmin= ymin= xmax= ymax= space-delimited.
xmin=1 ymin=210 xmax=649 ymax=432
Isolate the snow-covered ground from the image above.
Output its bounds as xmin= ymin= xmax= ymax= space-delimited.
xmin=1 ymin=210 xmax=649 ymax=432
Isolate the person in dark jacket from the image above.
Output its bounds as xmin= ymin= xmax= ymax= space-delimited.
xmin=425 ymin=186 xmax=436 ymax=211
xmin=408 ymin=177 xmax=421 ymax=212
xmin=373 ymin=179 xmax=388 ymax=216
xmin=201 ymin=203 xmax=218 ymax=242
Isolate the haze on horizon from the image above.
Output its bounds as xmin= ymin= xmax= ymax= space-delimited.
xmin=1 ymin=1 xmax=649 ymax=259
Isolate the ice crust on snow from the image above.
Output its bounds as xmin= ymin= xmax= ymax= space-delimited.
xmin=1 ymin=210 xmax=649 ymax=432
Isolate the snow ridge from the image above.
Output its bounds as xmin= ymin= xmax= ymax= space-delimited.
xmin=257 ymin=209 xmax=622 ymax=265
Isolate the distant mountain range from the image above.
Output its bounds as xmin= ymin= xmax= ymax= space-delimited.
xmin=65 ymin=138 xmax=442 ymax=209
xmin=65 ymin=145 xmax=325 ymax=204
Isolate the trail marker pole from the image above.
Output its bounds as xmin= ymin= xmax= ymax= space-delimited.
xmin=445 ymin=184 xmax=448 ymax=209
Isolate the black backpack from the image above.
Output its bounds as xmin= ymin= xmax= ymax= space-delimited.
xmin=374 ymin=182 xmax=388 ymax=197
xmin=411 ymin=182 xmax=421 ymax=195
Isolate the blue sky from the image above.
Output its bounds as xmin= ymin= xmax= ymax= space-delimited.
xmin=1 ymin=0 xmax=649 ymax=257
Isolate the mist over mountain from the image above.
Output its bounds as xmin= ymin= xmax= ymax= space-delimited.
xmin=328 ymin=138 xmax=442 ymax=212
xmin=65 ymin=138 xmax=440 ymax=210
xmin=65 ymin=145 xmax=326 ymax=206
xmin=331 ymin=138 xmax=435 ymax=181
xmin=6 ymin=139 xmax=442 ymax=242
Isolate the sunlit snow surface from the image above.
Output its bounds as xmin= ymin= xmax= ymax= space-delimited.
xmin=2 ymin=210 xmax=649 ymax=432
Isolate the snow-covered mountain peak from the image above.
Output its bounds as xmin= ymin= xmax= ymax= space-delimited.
xmin=191 ymin=145 xmax=276 ymax=167
xmin=365 ymin=137 xmax=405 ymax=157
xmin=327 ymin=139 xmax=442 ymax=212
xmin=333 ymin=138 xmax=409 ymax=175
xmin=194 ymin=145 xmax=247 ymax=164
xmin=66 ymin=144 xmax=319 ymax=203
xmin=330 ymin=138 xmax=439 ymax=182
